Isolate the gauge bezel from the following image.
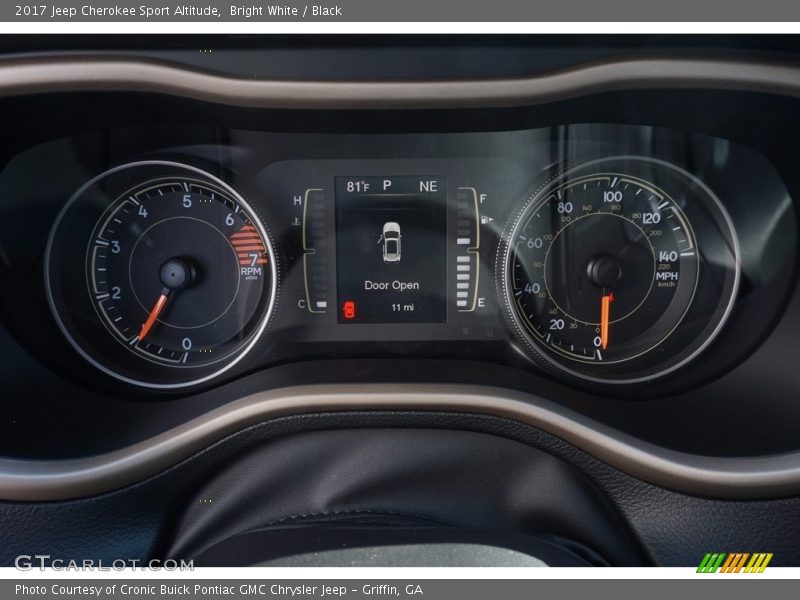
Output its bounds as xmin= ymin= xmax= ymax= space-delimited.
xmin=45 ymin=160 xmax=279 ymax=390
xmin=497 ymin=155 xmax=741 ymax=385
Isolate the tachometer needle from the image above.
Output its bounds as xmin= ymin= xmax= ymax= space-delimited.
xmin=600 ymin=293 xmax=614 ymax=350
xmin=139 ymin=291 xmax=170 ymax=341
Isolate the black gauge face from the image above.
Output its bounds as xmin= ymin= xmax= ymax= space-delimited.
xmin=47 ymin=162 xmax=277 ymax=389
xmin=512 ymin=174 xmax=699 ymax=365
xmin=499 ymin=157 xmax=739 ymax=383
xmin=89 ymin=179 xmax=269 ymax=367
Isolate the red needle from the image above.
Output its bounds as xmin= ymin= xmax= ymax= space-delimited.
xmin=139 ymin=292 xmax=170 ymax=341
xmin=600 ymin=293 xmax=614 ymax=350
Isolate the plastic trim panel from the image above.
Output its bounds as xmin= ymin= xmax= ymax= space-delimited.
xmin=2 ymin=55 xmax=800 ymax=109
xmin=2 ymin=384 xmax=800 ymax=501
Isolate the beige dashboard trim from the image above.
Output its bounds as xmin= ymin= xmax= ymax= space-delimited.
xmin=2 ymin=384 xmax=800 ymax=501
xmin=1 ymin=55 xmax=800 ymax=109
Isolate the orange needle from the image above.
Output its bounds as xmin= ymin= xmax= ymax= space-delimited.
xmin=600 ymin=293 xmax=614 ymax=350
xmin=139 ymin=292 xmax=169 ymax=341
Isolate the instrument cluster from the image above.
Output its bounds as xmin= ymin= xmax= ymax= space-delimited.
xmin=1 ymin=123 xmax=796 ymax=394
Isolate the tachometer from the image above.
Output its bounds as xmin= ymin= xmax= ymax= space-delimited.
xmin=498 ymin=156 xmax=739 ymax=383
xmin=46 ymin=161 xmax=277 ymax=389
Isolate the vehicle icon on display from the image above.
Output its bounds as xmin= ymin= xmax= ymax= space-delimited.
xmin=381 ymin=221 xmax=402 ymax=263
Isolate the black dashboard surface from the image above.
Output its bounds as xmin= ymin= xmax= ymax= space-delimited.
xmin=1 ymin=35 xmax=800 ymax=567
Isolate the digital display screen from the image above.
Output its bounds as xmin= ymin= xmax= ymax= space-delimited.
xmin=335 ymin=176 xmax=448 ymax=323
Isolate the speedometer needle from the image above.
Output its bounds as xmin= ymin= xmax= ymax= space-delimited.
xmin=600 ymin=293 xmax=614 ymax=350
xmin=139 ymin=290 xmax=170 ymax=341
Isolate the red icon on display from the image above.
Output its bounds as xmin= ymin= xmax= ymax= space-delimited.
xmin=343 ymin=301 xmax=356 ymax=320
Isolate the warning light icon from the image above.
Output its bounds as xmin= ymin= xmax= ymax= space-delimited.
xmin=343 ymin=301 xmax=356 ymax=320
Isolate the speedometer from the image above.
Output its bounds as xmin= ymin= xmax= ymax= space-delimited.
xmin=498 ymin=156 xmax=739 ymax=384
